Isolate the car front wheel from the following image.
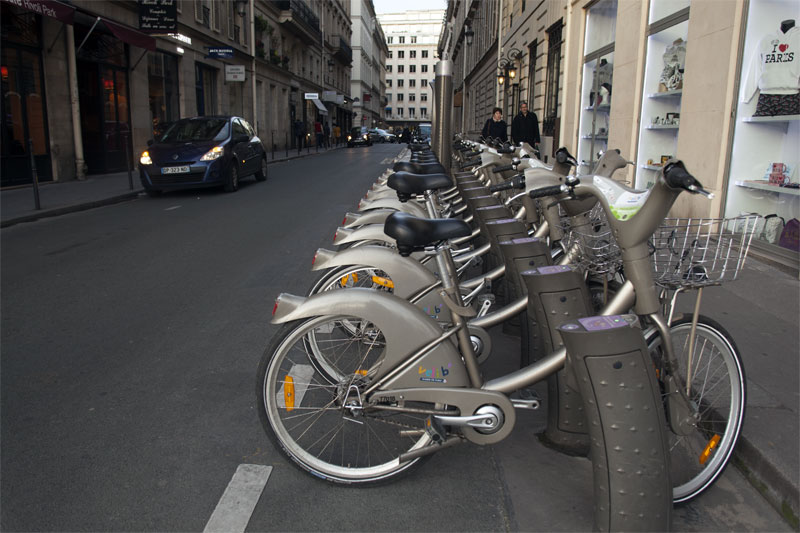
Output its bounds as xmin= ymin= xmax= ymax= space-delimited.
xmin=255 ymin=157 xmax=268 ymax=181
xmin=224 ymin=163 xmax=239 ymax=192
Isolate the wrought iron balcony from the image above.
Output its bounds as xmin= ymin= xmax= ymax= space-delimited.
xmin=275 ymin=0 xmax=320 ymax=41
xmin=334 ymin=35 xmax=352 ymax=64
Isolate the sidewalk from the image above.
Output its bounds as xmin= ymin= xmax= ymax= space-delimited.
xmin=1 ymin=152 xmax=798 ymax=527
xmin=0 ymin=144 xmax=346 ymax=228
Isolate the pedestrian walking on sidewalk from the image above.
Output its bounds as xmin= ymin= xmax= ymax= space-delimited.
xmin=323 ymin=122 xmax=331 ymax=148
xmin=481 ymin=107 xmax=507 ymax=142
xmin=294 ymin=119 xmax=305 ymax=154
xmin=511 ymin=101 xmax=540 ymax=152
xmin=314 ymin=120 xmax=323 ymax=148
xmin=333 ymin=123 xmax=341 ymax=146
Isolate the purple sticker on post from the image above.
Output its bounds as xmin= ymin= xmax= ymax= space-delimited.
xmin=486 ymin=218 xmax=519 ymax=225
xmin=577 ymin=315 xmax=628 ymax=331
xmin=512 ymin=237 xmax=538 ymax=244
xmin=537 ymin=265 xmax=572 ymax=274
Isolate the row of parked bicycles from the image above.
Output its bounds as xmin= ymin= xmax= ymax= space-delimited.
xmin=256 ymin=134 xmax=759 ymax=529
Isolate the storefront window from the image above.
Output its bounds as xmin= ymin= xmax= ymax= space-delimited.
xmin=148 ymin=52 xmax=180 ymax=137
xmin=635 ymin=2 xmax=690 ymax=188
xmin=725 ymin=0 xmax=799 ymax=255
xmin=578 ymin=0 xmax=617 ymax=170
xmin=195 ymin=62 xmax=217 ymax=116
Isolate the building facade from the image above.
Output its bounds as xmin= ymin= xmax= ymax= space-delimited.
xmin=380 ymin=9 xmax=445 ymax=129
xmin=0 ymin=0 xmax=353 ymax=186
xmin=349 ymin=0 xmax=388 ymax=129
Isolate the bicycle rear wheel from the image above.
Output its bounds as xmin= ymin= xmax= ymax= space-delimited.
xmin=256 ymin=316 xmax=432 ymax=485
xmin=645 ymin=315 xmax=746 ymax=503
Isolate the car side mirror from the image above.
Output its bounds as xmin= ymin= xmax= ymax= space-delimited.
xmin=147 ymin=139 xmax=154 ymax=146
xmin=234 ymin=134 xmax=249 ymax=144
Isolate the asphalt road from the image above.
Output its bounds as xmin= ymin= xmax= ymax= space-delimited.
xmin=1 ymin=144 xmax=790 ymax=531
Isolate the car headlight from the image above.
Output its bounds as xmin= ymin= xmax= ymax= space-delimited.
xmin=140 ymin=151 xmax=152 ymax=165
xmin=347 ymin=135 xmax=352 ymax=141
xmin=363 ymin=135 xmax=368 ymax=140
xmin=200 ymin=146 xmax=224 ymax=161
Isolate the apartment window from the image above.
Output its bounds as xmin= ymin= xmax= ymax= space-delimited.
xmin=421 ymin=93 xmax=427 ymax=101
xmin=399 ymin=36 xmax=405 ymax=44
xmin=409 ymin=94 xmax=416 ymax=101
xmin=387 ymin=36 xmax=393 ymax=44
xmin=421 ymin=79 xmax=427 ymax=87
xmin=387 ymin=79 xmax=392 ymax=87
xmin=421 ymin=107 xmax=427 ymax=116
xmin=527 ymin=40 xmax=537 ymax=109
xmin=398 ymin=51 xmax=404 ymax=59
xmin=389 ymin=51 xmax=393 ymax=58
xmin=387 ymin=65 xmax=392 ymax=72
xmin=422 ymin=65 xmax=428 ymax=73
xmin=409 ymin=107 xmax=415 ymax=116
xmin=387 ymin=93 xmax=392 ymax=101
xmin=410 ymin=65 xmax=416 ymax=73
xmin=398 ymin=79 xmax=404 ymax=87
xmin=398 ymin=65 xmax=404 ymax=73
xmin=397 ymin=93 xmax=404 ymax=101
xmin=410 ymin=50 xmax=416 ymax=59
xmin=543 ymin=20 xmax=563 ymax=136
xmin=422 ymin=50 xmax=428 ymax=58
xmin=409 ymin=79 xmax=416 ymax=87
xmin=212 ymin=0 xmax=221 ymax=31
xmin=397 ymin=108 xmax=403 ymax=116
xmin=227 ymin=0 xmax=234 ymax=38
xmin=411 ymin=36 xmax=417 ymax=44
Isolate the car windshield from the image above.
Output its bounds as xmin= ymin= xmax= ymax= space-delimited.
xmin=159 ymin=118 xmax=230 ymax=143
xmin=418 ymin=124 xmax=431 ymax=136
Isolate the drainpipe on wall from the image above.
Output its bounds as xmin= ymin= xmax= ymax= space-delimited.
xmin=250 ymin=0 xmax=257 ymax=133
xmin=496 ymin=0 xmax=504 ymax=108
xmin=66 ymin=24 xmax=86 ymax=180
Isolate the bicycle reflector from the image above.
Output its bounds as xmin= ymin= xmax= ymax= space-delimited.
xmin=372 ymin=275 xmax=394 ymax=289
xmin=283 ymin=375 xmax=295 ymax=412
xmin=699 ymin=435 xmax=721 ymax=465
xmin=312 ymin=252 xmax=318 ymax=266
xmin=272 ymin=298 xmax=279 ymax=316
xmin=333 ymin=229 xmax=338 ymax=242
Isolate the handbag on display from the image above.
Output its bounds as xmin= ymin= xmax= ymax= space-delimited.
xmin=778 ymin=218 xmax=800 ymax=251
xmin=760 ymin=214 xmax=785 ymax=244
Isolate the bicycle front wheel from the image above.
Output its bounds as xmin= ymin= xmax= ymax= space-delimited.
xmin=256 ymin=316 xmax=432 ymax=485
xmin=646 ymin=315 xmax=746 ymax=504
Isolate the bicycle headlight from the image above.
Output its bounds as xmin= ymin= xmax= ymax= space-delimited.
xmin=139 ymin=151 xmax=152 ymax=165
xmin=200 ymin=146 xmax=224 ymax=161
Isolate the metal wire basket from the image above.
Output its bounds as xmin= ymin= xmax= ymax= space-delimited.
xmin=560 ymin=205 xmax=622 ymax=275
xmin=650 ymin=215 xmax=761 ymax=289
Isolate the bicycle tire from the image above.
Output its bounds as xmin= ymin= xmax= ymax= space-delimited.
xmin=644 ymin=315 xmax=746 ymax=504
xmin=256 ymin=316 xmax=431 ymax=485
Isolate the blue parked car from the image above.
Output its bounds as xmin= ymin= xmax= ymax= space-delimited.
xmin=139 ymin=116 xmax=267 ymax=196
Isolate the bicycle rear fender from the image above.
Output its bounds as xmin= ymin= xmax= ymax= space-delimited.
xmin=333 ymin=224 xmax=395 ymax=247
xmin=312 ymin=247 xmax=437 ymax=298
xmin=271 ymin=289 xmax=470 ymax=389
xmin=358 ymin=198 xmax=427 ymax=217
xmin=343 ymin=209 xmax=396 ymax=228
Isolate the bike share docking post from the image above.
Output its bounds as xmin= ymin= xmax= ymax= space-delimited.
xmin=433 ymin=60 xmax=453 ymax=174
xmin=521 ymin=265 xmax=592 ymax=454
xmin=558 ymin=315 xmax=671 ymax=532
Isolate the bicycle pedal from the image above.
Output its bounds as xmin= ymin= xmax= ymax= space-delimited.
xmin=510 ymin=388 xmax=541 ymax=410
xmin=425 ymin=416 xmax=447 ymax=443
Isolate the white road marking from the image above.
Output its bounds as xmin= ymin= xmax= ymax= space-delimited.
xmin=203 ymin=464 xmax=272 ymax=533
xmin=165 ymin=205 xmax=182 ymax=211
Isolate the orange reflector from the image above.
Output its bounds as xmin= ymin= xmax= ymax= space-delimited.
xmin=340 ymin=273 xmax=359 ymax=287
xmin=333 ymin=229 xmax=338 ymax=242
xmin=272 ymin=299 xmax=279 ymax=316
xmin=371 ymin=275 xmax=394 ymax=289
xmin=342 ymin=215 xmax=347 ymax=225
xmin=355 ymin=369 xmax=368 ymax=376
xmin=699 ymin=434 xmax=721 ymax=465
xmin=284 ymin=376 xmax=295 ymax=411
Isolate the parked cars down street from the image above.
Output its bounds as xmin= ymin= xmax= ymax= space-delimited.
xmin=138 ymin=116 xmax=267 ymax=196
xmin=347 ymin=126 xmax=373 ymax=148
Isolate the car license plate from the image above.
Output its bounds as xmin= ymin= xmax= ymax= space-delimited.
xmin=162 ymin=166 xmax=190 ymax=174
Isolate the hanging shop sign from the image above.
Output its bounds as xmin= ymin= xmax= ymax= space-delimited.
xmin=0 ymin=0 xmax=75 ymax=24
xmin=304 ymin=93 xmax=319 ymax=100
xmin=225 ymin=65 xmax=246 ymax=82
xmin=138 ymin=0 xmax=177 ymax=34
xmin=207 ymin=47 xmax=234 ymax=59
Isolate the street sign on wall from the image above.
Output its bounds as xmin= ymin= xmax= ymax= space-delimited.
xmin=207 ymin=47 xmax=234 ymax=59
xmin=225 ymin=65 xmax=246 ymax=82
xmin=304 ymin=93 xmax=319 ymax=100
xmin=138 ymin=0 xmax=177 ymax=33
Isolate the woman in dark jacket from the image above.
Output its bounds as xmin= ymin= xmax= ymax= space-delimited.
xmin=481 ymin=107 xmax=508 ymax=142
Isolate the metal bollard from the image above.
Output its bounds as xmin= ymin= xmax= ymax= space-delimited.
xmin=28 ymin=139 xmax=41 ymax=210
xmin=285 ymin=133 xmax=288 ymax=158
xmin=433 ymin=61 xmax=453 ymax=174
xmin=124 ymin=135 xmax=133 ymax=190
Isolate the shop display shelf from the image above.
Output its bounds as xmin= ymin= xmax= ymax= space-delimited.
xmin=584 ymin=104 xmax=611 ymax=112
xmin=741 ymin=114 xmax=800 ymax=123
xmin=581 ymin=135 xmax=608 ymax=141
xmin=647 ymin=89 xmax=683 ymax=99
xmin=735 ymin=180 xmax=800 ymax=196
xmin=640 ymin=164 xmax=663 ymax=171
xmin=645 ymin=124 xmax=679 ymax=130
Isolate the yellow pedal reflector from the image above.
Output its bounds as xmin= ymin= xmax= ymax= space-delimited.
xmin=371 ymin=275 xmax=394 ymax=289
xmin=699 ymin=434 xmax=721 ymax=465
xmin=284 ymin=376 xmax=295 ymax=412
xmin=340 ymin=273 xmax=359 ymax=287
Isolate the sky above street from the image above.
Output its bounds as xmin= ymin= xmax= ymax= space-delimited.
xmin=373 ymin=0 xmax=447 ymax=14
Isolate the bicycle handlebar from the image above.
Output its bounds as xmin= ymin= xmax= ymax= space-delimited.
xmin=663 ymin=161 xmax=714 ymax=198
xmin=528 ymin=184 xmax=568 ymax=199
xmin=492 ymin=164 xmax=514 ymax=174
xmin=460 ymin=158 xmax=482 ymax=169
xmin=489 ymin=174 xmax=526 ymax=193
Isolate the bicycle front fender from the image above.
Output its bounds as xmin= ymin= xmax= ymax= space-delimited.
xmin=359 ymin=197 xmax=427 ymax=217
xmin=271 ymin=289 xmax=470 ymax=389
xmin=312 ymin=247 xmax=437 ymax=298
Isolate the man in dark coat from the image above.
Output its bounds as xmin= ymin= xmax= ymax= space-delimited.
xmin=511 ymin=101 xmax=540 ymax=149
xmin=481 ymin=107 xmax=507 ymax=141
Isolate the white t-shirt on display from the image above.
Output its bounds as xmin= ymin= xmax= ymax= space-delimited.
xmin=742 ymin=26 xmax=800 ymax=103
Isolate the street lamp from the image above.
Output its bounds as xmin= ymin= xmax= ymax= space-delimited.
xmin=235 ymin=0 xmax=247 ymax=17
xmin=327 ymin=59 xmax=334 ymax=73
xmin=464 ymin=23 xmax=474 ymax=46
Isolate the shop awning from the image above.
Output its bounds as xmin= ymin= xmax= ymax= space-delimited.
xmin=102 ymin=18 xmax=156 ymax=51
xmin=1 ymin=0 xmax=75 ymax=24
xmin=312 ymin=98 xmax=328 ymax=115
